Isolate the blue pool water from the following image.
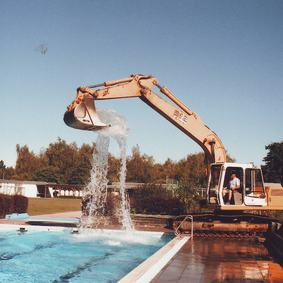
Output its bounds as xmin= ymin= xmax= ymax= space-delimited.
xmin=0 ymin=227 xmax=173 ymax=283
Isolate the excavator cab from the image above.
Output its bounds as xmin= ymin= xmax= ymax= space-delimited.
xmin=207 ymin=163 xmax=267 ymax=210
xmin=63 ymin=98 xmax=110 ymax=131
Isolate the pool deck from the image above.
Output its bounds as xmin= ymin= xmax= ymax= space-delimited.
xmin=151 ymin=237 xmax=283 ymax=283
xmin=0 ymin=212 xmax=174 ymax=232
xmin=1 ymin=212 xmax=283 ymax=282
xmin=0 ymin=211 xmax=82 ymax=222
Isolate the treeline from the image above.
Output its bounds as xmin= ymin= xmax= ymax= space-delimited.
xmin=1 ymin=138 xmax=282 ymax=187
xmin=1 ymin=138 xmax=95 ymax=184
xmin=0 ymin=137 xmax=214 ymax=187
xmin=262 ymin=141 xmax=283 ymax=185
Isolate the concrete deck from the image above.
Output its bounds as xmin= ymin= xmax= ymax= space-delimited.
xmin=30 ymin=211 xmax=82 ymax=218
xmin=0 ymin=211 xmax=82 ymax=226
xmin=151 ymin=237 xmax=283 ymax=283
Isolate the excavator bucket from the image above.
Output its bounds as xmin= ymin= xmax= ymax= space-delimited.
xmin=63 ymin=98 xmax=109 ymax=131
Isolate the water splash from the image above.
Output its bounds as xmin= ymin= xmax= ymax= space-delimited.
xmin=116 ymin=134 xmax=134 ymax=231
xmin=81 ymin=109 xmax=134 ymax=231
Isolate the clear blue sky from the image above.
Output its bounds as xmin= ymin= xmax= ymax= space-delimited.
xmin=1 ymin=0 xmax=282 ymax=168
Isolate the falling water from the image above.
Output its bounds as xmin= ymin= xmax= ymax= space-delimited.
xmin=81 ymin=109 xmax=134 ymax=231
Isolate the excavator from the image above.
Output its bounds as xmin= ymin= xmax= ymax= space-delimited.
xmin=63 ymin=74 xmax=283 ymax=238
xmin=64 ymin=74 xmax=283 ymax=213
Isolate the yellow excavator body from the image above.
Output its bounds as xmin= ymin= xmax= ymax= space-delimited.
xmin=63 ymin=74 xmax=283 ymax=211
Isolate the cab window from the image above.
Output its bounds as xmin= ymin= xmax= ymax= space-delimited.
xmin=245 ymin=169 xmax=265 ymax=197
xmin=208 ymin=165 xmax=221 ymax=204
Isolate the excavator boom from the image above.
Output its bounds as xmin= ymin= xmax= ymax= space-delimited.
xmin=64 ymin=74 xmax=226 ymax=164
xmin=64 ymin=74 xmax=283 ymax=212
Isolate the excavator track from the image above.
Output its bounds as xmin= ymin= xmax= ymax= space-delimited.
xmin=173 ymin=213 xmax=274 ymax=240
xmin=191 ymin=231 xmax=265 ymax=240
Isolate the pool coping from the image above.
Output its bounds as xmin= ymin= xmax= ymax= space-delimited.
xmin=0 ymin=223 xmax=74 ymax=232
xmin=118 ymin=235 xmax=190 ymax=283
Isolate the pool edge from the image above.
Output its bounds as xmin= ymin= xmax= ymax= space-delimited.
xmin=118 ymin=236 xmax=190 ymax=283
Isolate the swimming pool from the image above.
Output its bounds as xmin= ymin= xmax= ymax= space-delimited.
xmin=0 ymin=226 xmax=175 ymax=283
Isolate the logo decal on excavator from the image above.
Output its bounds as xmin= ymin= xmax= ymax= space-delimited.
xmin=173 ymin=110 xmax=188 ymax=124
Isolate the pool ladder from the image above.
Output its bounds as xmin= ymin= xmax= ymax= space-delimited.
xmin=174 ymin=215 xmax=193 ymax=239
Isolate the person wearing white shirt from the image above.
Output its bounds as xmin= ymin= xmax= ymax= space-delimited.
xmin=223 ymin=172 xmax=240 ymax=204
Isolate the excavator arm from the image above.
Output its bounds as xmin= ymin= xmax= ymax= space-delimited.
xmin=64 ymin=74 xmax=226 ymax=164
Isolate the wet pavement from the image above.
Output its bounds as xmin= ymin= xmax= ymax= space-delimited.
xmin=151 ymin=237 xmax=283 ymax=283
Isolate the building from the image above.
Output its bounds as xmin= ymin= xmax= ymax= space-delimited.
xmin=0 ymin=180 xmax=170 ymax=198
xmin=0 ymin=179 xmax=84 ymax=198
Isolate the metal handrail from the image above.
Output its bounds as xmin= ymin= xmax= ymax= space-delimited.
xmin=174 ymin=215 xmax=193 ymax=238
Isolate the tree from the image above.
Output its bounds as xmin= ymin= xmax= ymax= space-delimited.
xmin=176 ymin=179 xmax=202 ymax=213
xmin=131 ymin=183 xmax=172 ymax=199
xmin=14 ymin=138 xmax=95 ymax=184
xmin=66 ymin=166 xmax=91 ymax=184
xmin=15 ymin=144 xmax=40 ymax=180
xmin=33 ymin=166 xmax=62 ymax=183
xmin=0 ymin=160 xmax=5 ymax=179
xmin=9 ymin=136 xmax=240 ymax=188
xmin=151 ymin=163 xmax=167 ymax=183
xmin=43 ymin=139 xmax=95 ymax=184
xmin=3 ymin=166 xmax=16 ymax=180
xmin=45 ymin=138 xmax=77 ymax=179
xmin=126 ymin=145 xmax=154 ymax=183
xmin=226 ymin=152 xmax=236 ymax=163
xmin=107 ymin=153 xmax=121 ymax=183
xmin=262 ymin=141 xmax=283 ymax=185
xmin=70 ymin=143 xmax=94 ymax=184
xmin=152 ymin=158 xmax=178 ymax=184
xmin=188 ymin=153 xmax=207 ymax=187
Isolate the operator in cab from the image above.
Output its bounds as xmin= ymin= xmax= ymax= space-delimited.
xmin=223 ymin=172 xmax=240 ymax=204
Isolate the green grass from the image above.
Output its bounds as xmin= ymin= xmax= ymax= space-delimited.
xmin=27 ymin=198 xmax=82 ymax=216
